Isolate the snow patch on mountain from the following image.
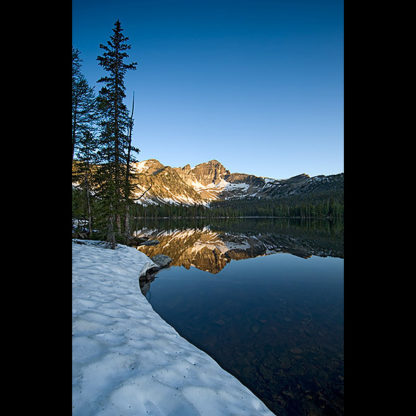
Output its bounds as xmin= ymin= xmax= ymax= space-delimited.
xmin=224 ymin=182 xmax=250 ymax=192
xmin=126 ymin=159 xmax=343 ymax=206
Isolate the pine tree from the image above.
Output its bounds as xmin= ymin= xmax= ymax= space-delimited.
xmin=72 ymin=47 xmax=97 ymax=167
xmin=74 ymin=124 xmax=104 ymax=235
xmin=95 ymin=20 xmax=138 ymax=248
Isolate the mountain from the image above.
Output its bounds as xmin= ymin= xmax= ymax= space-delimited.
xmin=136 ymin=224 xmax=343 ymax=278
xmin=131 ymin=159 xmax=343 ymax=206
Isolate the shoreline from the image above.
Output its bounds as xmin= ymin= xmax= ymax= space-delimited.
xmin=133 ymin=215 xmax=341 ymax=219
xmin=72 ymin=239 xmax=275 ymax=415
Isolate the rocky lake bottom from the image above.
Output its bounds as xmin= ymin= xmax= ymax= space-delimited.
xmin=135 ymin=218 xmax=344 ymax=416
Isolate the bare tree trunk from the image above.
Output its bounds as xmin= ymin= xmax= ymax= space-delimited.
xmin=116 ymin=214 xmax=122 ymax=235
xmin=82 ymin=162 xmax=93 ymax=238
xmin=124 ymin=204 xmax=130 ymax=241
xmin=123 ymin=92 xmax=135 ymax=243
xmin=72 ymin=99 xmax=78 ymax=166
xmin=107 ymin=202 xmax=116 ymax=249
xmin=86 ymin=185 xmax=92 ymax=237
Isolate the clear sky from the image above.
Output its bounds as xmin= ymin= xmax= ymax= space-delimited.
xmin=72 ymin=0 xmax=343 ymax=179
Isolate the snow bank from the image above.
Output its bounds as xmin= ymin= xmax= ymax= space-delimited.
xmin=72 ymin=240 xmax=275 ymax=416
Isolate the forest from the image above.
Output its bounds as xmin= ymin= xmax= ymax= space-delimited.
xmin=128 ymin=192 xmax=344 ymax=219
xmin=72 ymin=20 xmax=344 ymax=246
xmin=72 ymin=20 xmax=140 ymax=247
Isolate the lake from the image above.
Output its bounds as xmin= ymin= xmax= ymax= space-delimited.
xmin=136 ymin=218 xmax=344 ymax=416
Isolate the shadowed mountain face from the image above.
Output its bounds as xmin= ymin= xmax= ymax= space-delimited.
xmin=135 ymin=220 xmax=343 ymax=274
xmin=131 ymin=159 xmax=344 ymax=206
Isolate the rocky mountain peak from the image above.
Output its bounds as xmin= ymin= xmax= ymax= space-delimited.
xmin=182 ymin=164 xmax=191 ymax=173
xmin=192 ymin=160 xmax=230 ymax=186
xmin=126 ymin=158 xmax=343 ymax=207
xmin=134 ymin=159 xmax=165 ymax=175
xmin=285 ymin=173 xmax=310 ymax=183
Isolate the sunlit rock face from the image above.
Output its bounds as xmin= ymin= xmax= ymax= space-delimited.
xmin=134 ymin=225 xmax=343 ymax=274
xmin=191 ymin=160 xmax=230 ymax=186
xmin=134 ymin=158 xmax=165 ymax=175
xmin=132 ymin=161 xmax=206 ymax=206
xmin=130 ymin=159 xmax=344 ymax=207
xmin=74 ymin=159 xmax=343 ymax=208
xmin=173 ymin=160 xmax=233 ymax=201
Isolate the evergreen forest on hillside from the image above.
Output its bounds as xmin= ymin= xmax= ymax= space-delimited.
xmin=72 ymin=20 xmax=343 ymax=246
xmin=128 ymin=192 xmax=344 ymax=219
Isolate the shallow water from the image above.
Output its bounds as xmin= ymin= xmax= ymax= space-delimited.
xmin=137 ymin=218 xmax=344 ymax=416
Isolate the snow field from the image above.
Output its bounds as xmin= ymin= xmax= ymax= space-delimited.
xmin=72 ymin=240 xmax=275 ymax=416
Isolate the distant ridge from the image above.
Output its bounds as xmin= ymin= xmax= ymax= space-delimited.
xmin=130 ymin=159 xmax=344 ymax=206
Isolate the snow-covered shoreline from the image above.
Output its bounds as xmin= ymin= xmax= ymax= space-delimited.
xmin=72 ymin=240 xmax=275 ymax=415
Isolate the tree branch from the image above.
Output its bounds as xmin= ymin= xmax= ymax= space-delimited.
xmin=133 ymin=181 xmax=153 ymax=201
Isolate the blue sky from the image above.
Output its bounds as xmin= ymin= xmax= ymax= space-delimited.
xmin=72 ymin=0 xmax=343 ymax=179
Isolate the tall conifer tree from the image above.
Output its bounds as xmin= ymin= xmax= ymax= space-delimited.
xmin=96 ymin=20 xmax=137 ymax=248
xmin=72 ymin=47 xmax=96 ymax=167
xmin=73 ymin=129 xmax=100 ymax=237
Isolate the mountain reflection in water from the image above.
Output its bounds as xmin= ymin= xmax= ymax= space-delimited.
xmin=135 ymin=219 xmax=343 ymax=274
xmin=135 ymin=218 xmax=344 ymax=416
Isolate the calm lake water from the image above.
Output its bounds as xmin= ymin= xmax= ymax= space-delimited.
xmin=136 ymin=218 xmax=344 ymax=416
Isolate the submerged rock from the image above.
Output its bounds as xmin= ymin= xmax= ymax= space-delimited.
xmin=126 ymin=236 xmax=148 ymax=247
xmin=151 ymin=254 xmax=172 ymax=268
xmin=140 ymin=239 xmax=160 ymax=246
xmin=139 ymin=254 xmax=172 ymax=295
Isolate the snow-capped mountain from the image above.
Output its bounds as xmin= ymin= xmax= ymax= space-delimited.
xmin=131 ymin=159 xmax=344 ymax=206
